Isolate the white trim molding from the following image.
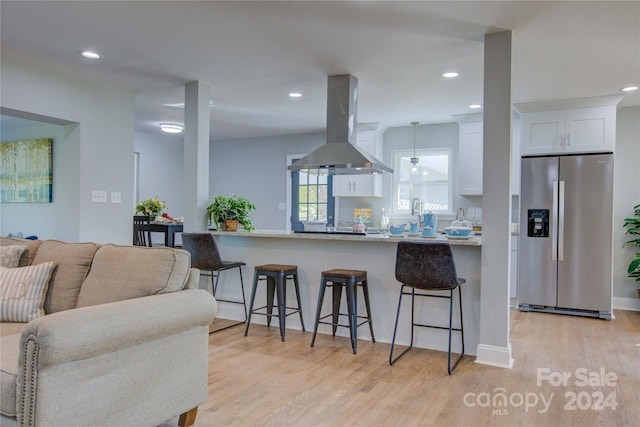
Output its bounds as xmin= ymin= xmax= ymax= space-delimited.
xmin=475 ymin=343 xmax=514 ymax=369
xmin=613 ymin=296 xmax=640 ymax=312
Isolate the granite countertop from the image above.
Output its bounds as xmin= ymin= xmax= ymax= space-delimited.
xmin=211 ymin=229 xmax=482 ymax=246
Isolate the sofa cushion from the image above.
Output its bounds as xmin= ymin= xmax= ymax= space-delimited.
xmin=0 ymin=245 xmax=27 ymax=268
xmin=32 ymin=240 xmax=99 ymax=314
xmin=77 ymin=245 xmax=191 ymax=307
xmin=0 ymin=333 xmax=20 ymax=417
xmin=0 ymin=237 xmax=42 ymax=267
xmin=0 ymin=262 xmax=56 ymax=322
xmin=0 ymin=322 xmax=26 ymax=337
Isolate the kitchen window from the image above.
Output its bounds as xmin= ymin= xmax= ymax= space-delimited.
xmin=392 ymin=148 xmax=452 ymax=214
xmin=290 ymin=162 xmax=335 ymax=231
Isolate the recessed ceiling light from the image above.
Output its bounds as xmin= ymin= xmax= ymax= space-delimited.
xmin=159 ymin=123 xmax=184 ymax=134
xmin=469 ymin=104 xmax=482 ymax=109
xmin=289 ymin=92 xmax=302 ymax=98
xmin=80 ymin=50 xmax=102 ymax=59
xmin=622 ymin=86 xmax=639 ymax=92
xmin=443 ymin=72 xmax=459 ymax=78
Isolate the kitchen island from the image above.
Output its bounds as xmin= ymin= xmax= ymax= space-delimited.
xmin=209 ymin=230 xmax=482 ymax=356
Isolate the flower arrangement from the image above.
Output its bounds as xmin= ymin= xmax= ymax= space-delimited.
xmin=135 ymin=196 xmax=167 ymax=219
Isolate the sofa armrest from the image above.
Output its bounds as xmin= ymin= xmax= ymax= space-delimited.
xmin=17 ymin=289 xmax=217 ymax=427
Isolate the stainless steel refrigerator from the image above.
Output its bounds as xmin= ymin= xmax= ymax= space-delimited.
xmin=518 ymin=153 xmax=613 ymax=319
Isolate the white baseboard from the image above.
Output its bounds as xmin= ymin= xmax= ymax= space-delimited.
xmin=613 ymin=296 xmax=640 ymax=312
xmin=474 ymin=343 xmax=514 ymax=369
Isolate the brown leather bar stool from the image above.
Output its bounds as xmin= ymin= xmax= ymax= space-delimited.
xmin=310 ymin=269 xmax=375 ymax=354
xmin=244 ymin=264 xmax=305 ymax=341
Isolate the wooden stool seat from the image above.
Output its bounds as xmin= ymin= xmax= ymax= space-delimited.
xmin=255 ymin=264 xmax=297 ymax=272
xmin=322 ymin=269 xmax=367 ymax=278
xmin=310 ymin=269 xmax=375 ymax=354
xmin=244 ymin=264 xmax=305 ymax=341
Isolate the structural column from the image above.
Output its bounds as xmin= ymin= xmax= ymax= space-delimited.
xmin=476 ymin=31 xmax=514 ymax=369
xmin=183 ymin=81 xmax=210 ymax=232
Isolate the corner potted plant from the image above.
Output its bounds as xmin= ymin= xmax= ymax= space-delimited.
xmin=206 ymin=195 xmax=256 ymax=231
xmin=135 ymin=196 xmax=167 ymax=220
xmin=623 ymin=203 xmax=640 ymax=299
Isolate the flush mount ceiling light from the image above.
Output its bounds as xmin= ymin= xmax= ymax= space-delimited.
xmin=443 ymin=72 xmax=459 ymax=78
xmin=469 ymin=104 xmax=482 ymax=109
xmin=80 ymin=50 xmax=102 ymax=59
xmin=288 ymin=92 xmax=302 ymax=98
xmin=622 ymin=86 xmax=639 ymax=92
xmin=410 ymin=121 xmax=420 ymax=173
xmin=159 ymin=123 xmax=184 ymax=134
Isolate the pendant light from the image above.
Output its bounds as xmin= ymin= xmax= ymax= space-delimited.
xmin=410 ymin=121 xmax=419 ymax=173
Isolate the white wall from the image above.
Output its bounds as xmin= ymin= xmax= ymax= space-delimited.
xmin=134 ymin=130 xmax=184 ymax=216
xmin=1 ymin=55 xmax=134 ymax=244
xmin=210 ymin=132 xmax=325 ymax=230
xmin=613 ymin=106 xmax=640 ymax=300
xmin=0 ymin=121 xmax=80 ymax=240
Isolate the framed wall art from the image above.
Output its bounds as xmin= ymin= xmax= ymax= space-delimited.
xmin=0 ymin=138 xmax=53 ymax=203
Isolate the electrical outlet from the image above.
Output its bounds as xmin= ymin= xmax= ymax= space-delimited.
xmin=91 ymin=190 xmax=107 ymax=203
xmin=110 ymin=191 xmax=122 ymax=204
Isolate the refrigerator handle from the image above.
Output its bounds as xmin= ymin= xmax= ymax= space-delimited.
xmin=558 ymin=180 xmax=565 ymax=261
xmin=552 ymin=180 xmax=559 ymax=260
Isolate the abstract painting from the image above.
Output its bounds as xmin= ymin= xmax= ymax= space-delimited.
xmin=0 ymin=138 xmax=52 ymax=203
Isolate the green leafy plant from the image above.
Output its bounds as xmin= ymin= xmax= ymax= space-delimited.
xmin=206 ymin=195 xmax=256 ymax=231
xmin=623 ymin=204 xmax=640 ymax=289
xmin=135 ymin=196 xmax=167 ymax=218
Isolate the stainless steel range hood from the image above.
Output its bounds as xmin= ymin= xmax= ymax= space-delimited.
xmin=288 ymin=74 xmax=393 ymax=175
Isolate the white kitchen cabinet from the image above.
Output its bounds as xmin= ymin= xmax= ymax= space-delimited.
xmin=511 ymin=118 xmax=521 ymax=195
xmin=516 ymin=96 xmax=621 ymax=156
xmin=455 ymin=113 xmax=520 ymax=196
xmin=333 ymin=126 xmax=383 ymax=198
xmin=458 ymin=120 xmax=483 ymax=196
xmin=333 ymin=174 xmax=382 ymax=197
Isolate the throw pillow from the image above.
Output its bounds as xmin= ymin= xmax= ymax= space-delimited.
xmin=0 ymin=245 xmax=27 ymax=268
xmin=0 ymin=261 xmax=57 ymax=322
xmin=0 ymin=237 xmax=42 ymax=267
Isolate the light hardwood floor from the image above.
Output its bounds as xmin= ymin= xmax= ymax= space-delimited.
xmin=170 ymin=309 xmax=640 ymax=427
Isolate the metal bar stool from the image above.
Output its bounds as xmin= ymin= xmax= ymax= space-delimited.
xmin=389 ymin=241 xmax=465 ymax=375
xmin=181 ymin=233 xmax=247 ymax=332
xmin=244 ymin=264 xmax=305 ymax=341
xmin=310 ymin=269 xmax=375 ymax=354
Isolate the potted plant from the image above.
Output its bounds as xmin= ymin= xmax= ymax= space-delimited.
xmin=206 ymin=195 xmax=256 ymax=231
xmin=623 ymin=203 xmax=640 ymax=299
xmin=135 ymin=196 xmax=167 ymax=219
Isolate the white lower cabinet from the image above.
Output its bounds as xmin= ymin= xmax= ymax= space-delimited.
xmin=333 ymin=174 xmax=382 ymax=197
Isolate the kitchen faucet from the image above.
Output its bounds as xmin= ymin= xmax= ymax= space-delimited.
xmin=411 ymin=197 xmax=423 ymax=228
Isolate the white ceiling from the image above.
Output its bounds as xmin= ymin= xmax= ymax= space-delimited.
xmin=1 ymin=1 xmax=638 ymax=141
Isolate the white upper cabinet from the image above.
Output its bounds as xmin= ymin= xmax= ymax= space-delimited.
xmin=515 ymin=96 xmax=622 ymax=156
xmin=454 ymin=113 xmax=520 ymax=196
xmin=333 ymin=125 xmax=383 ymax=198
xmin=333 ymin=174 xmax=382 ymax=197
xmin=457 ymin=118 xmax=483 ymax=196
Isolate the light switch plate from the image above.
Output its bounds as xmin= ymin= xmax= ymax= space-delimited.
xmin=110 ymin=191 xmax=122 ymax=204
xmin=278 ymin=202 xmax=286 ymax=211
xmin=91 ymin=190 xmax=107 ymax=203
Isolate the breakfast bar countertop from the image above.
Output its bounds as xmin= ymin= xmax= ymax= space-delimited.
xmin=210 ymin=229 xmax=482 ymax=246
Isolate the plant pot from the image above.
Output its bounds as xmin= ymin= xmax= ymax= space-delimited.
xmin=222 ymin=219 xmax=239 ymax=232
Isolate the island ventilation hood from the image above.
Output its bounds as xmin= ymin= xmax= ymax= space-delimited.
xmin=288 ymin=74 xmax=393 ymax=175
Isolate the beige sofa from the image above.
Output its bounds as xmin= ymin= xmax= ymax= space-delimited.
xmin=0 ymin=238 xmax=217 ymax=427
